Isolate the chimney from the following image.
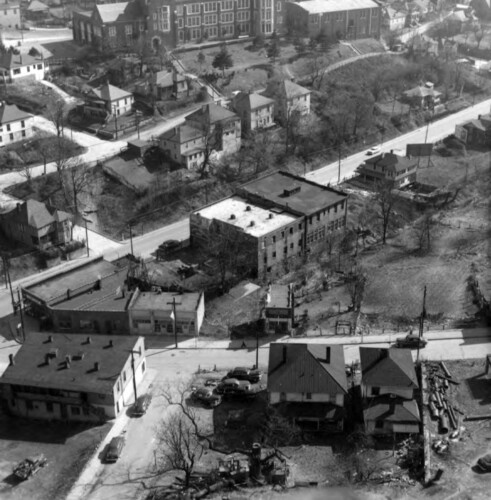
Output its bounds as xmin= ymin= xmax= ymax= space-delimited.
xmin=16 ymin=202 xmax=21 ymax=212
xmin=8 ymin=354 xmax=14 ymax=366
xmin=249 ymin=220 xmax=255 ymax=227
xmin=67 ymin=289 xmax=70 ymax=300
xmin=94 ymin=361 xmax=100 ymax=371
xmin=44 ymin=353 xmax=50 ymax=365
xmin=48 ymin=335 xmax=53 ymax=343
xmin=86 ymin=336 xmax=91 ymax=344
xmin=65 ymin=355 xmax=71 ymax=369
xmin=109 ymin=339 xmax=114 ymax=348
xmin=325 ymin=347 xmax=331 ymax=364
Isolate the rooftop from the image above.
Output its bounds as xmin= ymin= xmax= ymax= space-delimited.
xmin=233 ymin=91 xmax=275 ymax=110
xmin=295 ymin=0 xmax=379 ymax=15
xmin=268 ymin=343 xmax=348 ymax=396
xmin=364 ymin=397 xmax=420 ymax=423
xmin=194 ymin=196 xmax=299 ymax=238
xmin=186 ymin=103 xmax=238 ymax=126
xmin=95 ymin=2 xmax=128 ymax=23
xmin=0 ymin=333 xmax=141 ymax=394
xmin=360 ymin=347 xmax=418 ymax=389
xmin=24 ymin=259 xmax=120 ymax=305
xmin=0 ymin=52 xmax=42 ymax=70
xmin=91 ymin=83 xmax=132 ymax=103
xmin=262 ymin=79 xmax=310 ymax=100
xmin=404 ymin=85 xmax=442 ymax=98
xmin=238 ymin=171 xmax=347 ymax=216
xmin=363 ymin=152 xmax=418 ymax=173
xmin=161 ymin=123 xmax=203 ymax=143
xmin=266 ymin=285 xmax=291 ymax=309
xmin=129 ymin=289 xmax=202 ymax=312
xmin=0 ymin=199 xmax=70 ymax=230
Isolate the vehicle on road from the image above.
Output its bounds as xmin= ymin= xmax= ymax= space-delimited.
xmin=156 ymin=239 xmax=183 ymax=261
xmin=13 ymin=454 xmax=47 ymax=480
xmin=190 ymin=386 xmax=222 ymax=408
xmin=216 ymin=378 xmax=257 ymax=399
xmin=476 ymin=454 xmax=491 ymax=472
xmin=132 ymin=394 xmax=152 ymax=417
xmin=394 ymin=334 xmax=428 ymax=349
xmin=105 ymin=436 xmax=125 ymax=463
xmin=366 ymin=146 xmax=382 ymax=156
xmin=226 ymin=367 xmax=262 ymax=383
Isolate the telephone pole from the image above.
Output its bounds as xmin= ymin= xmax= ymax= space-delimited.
xmin=417 ymin=285 xmax=427 ymax=364
xmin=167 ymin=296 xmax=181 ymax=348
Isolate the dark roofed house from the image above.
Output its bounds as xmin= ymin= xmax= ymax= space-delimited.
xmin=0 ymin=52 xmax=46 ymax=82
xmin=268 ymin=343 xmax=348 ymax=431
xmin=149 ymin=69 xmax=188 ymax=100
xmin=0 ymin=102 xmax=33 ymax=146
xmin=85 ymin=82 xmax=134 ymax=118
xmin=402 ymin=82 xmax=442 ymax=109
xmin=0 ymin=333 xmax=146 ymax=422
xmin=0 ymin=199 xmax=72 ymax=250
xmin=357 ymin=151 xmax=418 ymax=188
xmin=360 ymin=347 xmax=420 ymax=435
xmin=261 ymin=79 xmax=310 ymax=125
xmin=455 ymin=113 xmax=491 ymax=147
xmin=159 ymin=124 xmax=207 ymax=170
xmin=231 ymin=91 xmax=275 ymax=132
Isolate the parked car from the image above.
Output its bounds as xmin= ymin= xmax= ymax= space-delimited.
xmin=217 ymin=378 xmax=256 ymax=399
xmin=132 ymin=394 xmax=151 ymax=417
xmin=13 ymin=454 xmax=47 ymax=481
xmin=395 ymin=334 xmax=428 ymax=349
xmin=476 ymin=453 xmax=491 ymax=472
xmin=366 ymin=146 xmax=382 ymax=156
xmin=190 ymin=387 xmax=222 ymax=408
xmin=105 ymin=436 xmax=125 ymax=463
xmin=226 ymin=367 xmax=262 ymax=383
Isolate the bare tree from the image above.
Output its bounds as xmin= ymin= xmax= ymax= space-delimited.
xmin=306 ymin=51 xmax=329 ymax=90
xmin=46 ymin=98 xmax=68 ymax=138
xmin=472 ymin=23 xmax=486 ymax=50
xmin=414 ymin=212 xmax=435 ymax=254
xmin=63 ymin=160 xmax=91 ymax=215
xmin=347 ymin=264 xmax=368 ymax=312
xmin=374 ymin=180 xmax=396 ymax=245
xmin=239 ymin=130 xmax=277 ymax=176
xmin=283 ymin=108 xmax=303 ymax=154
xmin=18 ymin=163 xmax=33 ymax=185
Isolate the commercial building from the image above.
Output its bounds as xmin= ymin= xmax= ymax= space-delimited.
xmin=190 ymin=171 xmax=348 ymax=276
xmin=0 ymin=333 xmax=146 ymax=422
xmin=0 ymin=199 xmax=71 ymax=249
xmin=128 ymin=288 xmax=205 ymax=336
xmin=0 ymin=52 xmax=46 ymax=83
xmin=264 ymin=284 xmax=294 ymax=334
xmin=0 ymin=103 xmax=34 ymax=147
xmin=267 ymin=343 xmax=347 ymax=431
xmin=285 ymin=0 xmax=381 ymax=40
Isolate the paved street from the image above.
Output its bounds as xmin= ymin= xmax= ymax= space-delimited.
xmin=306 ymin=97 xmax=491 ymax=185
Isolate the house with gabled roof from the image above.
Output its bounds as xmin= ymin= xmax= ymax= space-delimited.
xmin=0 ymin=102 xmax=33 ymax=147
xmin=403 ymin=81 xmax=442 ymax=109
xmin=357 ymin=151 xmax=418 ymax=188
xmin=159 ymin=124 xmax=206 ymax=170
xmin=261 ymin=79 xmax=311 ymax=125
xmin=0 ymin=199 xmax=72 ymax=250
xmin=231 ymin=91 xmax=275 ymax=133
xmin=360 ymin=347 xmax=420 ymax=435
xmin=85 ymin=82 xmax=134 ymax=118
xmin=0 ymin=333 xmax=146 ymax=422
xmin=0 ymin=52 xmax=46 ymax=83
xmin=267 ymin=343 xmax=348 ymax=431
xmin=149 ymin=69 xmax=188 ymax=100
xmin=455 ymin=113 xmax=491 ymax=147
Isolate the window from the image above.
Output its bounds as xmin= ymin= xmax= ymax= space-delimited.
xmin=187 ymin=16 xmax=201 ymax=27
xmin=80 ymin=319 xmax=93 ymax=330
xmin=9 ymin=133 xmax=13 ymax=141
xmin=26 ymin=400 xmax=34 ymax=410
xmin=21 ymin=130 xmax=25 ymax=138
xmin=272 ymin=235 xmax=276 ymax=243
xmin=178 ymin=30 xmax=184 ymax=41
xmin=176 ymin=5 xmax=183 ymax=15
xmin=21 ymin=120 xmax=25 ymax=128
xmin=204 ymin=26 xmax=218 ymax=37
xmin=221 ymin=12 xmax=234 ymax=23
xmin=190 ymin=28 xmax=201 ymax=39
xmin=142 ymin=361 xmax=146 ymax=373
xmin=221 ymin=0 xmax=233 ymax=10
xmin=109 ymin=26 xmax=116 ymax=37
xmin=375 ymin=421 xmax=384 ymax=429
xmin=123 ymin=370 xmax=127 ymax=382
xmin=203 ymin=14 xmax=217 ymax=25
xmin=306 ymin=392 xmax=312 ymax=400
xmin=371 ymin=387 xmax=380 ymax=396
xmin=71 ymin=406 xmax=81 ymax=416
xmin=46 ymin=402 xmax=54 ymax=413
xmin=237 ymin=0 xmax=250 ymax=8
xmin=290 ymin=243 xmax=293 ymax=249
xmin=272 ymin=251 xmax=276 ymax=258
xmin=13 ymin=68 xmax=20 ymax=74
xmin=204 ymin=2 xmax=217 ymax=12
xmin=372 ymin=9 xmax=378 ymax=17
xmin=236 ymin=11 xmax=250 ymax=21
xmin=6 ymin=124 xmax=10 ymax=132
xmin=276 ymin=1 xmax=281 ymax=11
xmin=125 ymin=24 xmax=133 ymax=35
xmin=336 ymin=13 xmax=342 ymax=21
xmin=289 ymin=227 xmax=293 ymax=234
xmin=117 ymin=381 xmax=121 ymax=393
xmin=27 ymin=66 xmax=30 ymax=72
xmin=37 ymin=64 xmax=43 ymax=70
xmin=187 ymin=3 xmax=201 ymax=14
xmin=157 ymin=6 xmax=170 ymax=32
xmin=360 ymin=11 xmax=366 ymax=19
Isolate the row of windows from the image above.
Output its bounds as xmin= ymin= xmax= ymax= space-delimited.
xmin=0 ymin=121 xmax=25 ymax=133
xmin=22 ymin=399 xmax=92 ymax=416
xmin=0 ymin=130 xmax=26 ymax=143
xmin=10 ymin=64 xmax=42 ymax=75
xmin=264 ymin=240 xmax=302 ymax=263
xmin=179 ymin=0 xmax=252 ymax=14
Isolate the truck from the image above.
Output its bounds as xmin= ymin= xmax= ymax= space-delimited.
xmin=13 ymin=454 xmax=47 ymax=480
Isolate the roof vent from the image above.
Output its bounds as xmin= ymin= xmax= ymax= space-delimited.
xmin=249 ymin=221 xmax=255 ymax=227
xmin=230 ymin=214 xmax=236 ymax=220
xmin=73 ymin=352 xmax=85 ymax=361
xmin=268 ymin=213 xmax=274 ymax=219
xmin=245 ymin=205 xmax=252 ymax=211
xmin=109 ymin=339 xmax=114 ymax=348
xmin=48 ymin=348 xmax=58 ymax=358
xmin=283 ymin=186 xmax=301 ymax=197
xmin=8 ymin=354 xmax=14 ymax=366
xmin=48 ymin=335 xmax=53 ymax=343
xmin=94 ymin=361 xmax=100 ymax=371
xmin=86 ymin=336 xmax=92 ymax=344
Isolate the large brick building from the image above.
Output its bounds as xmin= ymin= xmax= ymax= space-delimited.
xmin=286 ymin=0 xmax=381 ymax=40
xmin=73 ymin=0 xmax=286 ymax=50
xmin=190 ymin=171 xmax=348 ymax=277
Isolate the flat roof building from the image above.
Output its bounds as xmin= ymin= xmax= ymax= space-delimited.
xmin=0 ymin=333 xmax=146 ymax=422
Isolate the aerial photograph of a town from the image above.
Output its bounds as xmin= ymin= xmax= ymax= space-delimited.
xmin=0 ymin=0 xmax=490 ymax=499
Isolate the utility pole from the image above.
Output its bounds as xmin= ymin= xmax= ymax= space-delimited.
xmin=113 ymin=105 xmax=118 ymax=139
xmin=83 ymin=218 xmax=90 ymax=257
xmin=16 ymin=288 xmax=25 ymax=342
xmin=337 ymin=143 xmax=342 ymax=184
xmin=2 ymin=255 xmax=15 ymax=314
xmin=417 ymin=285 xmax=427 ymax=364
xmin=167 ymin=296 xmax=181 ymax=348
xmin=129 ymin=223 xmax=134 ymax=256
xmin=130 ymin=350 xmax=138 ymax=403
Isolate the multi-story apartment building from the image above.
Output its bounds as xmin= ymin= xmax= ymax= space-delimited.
xmin=0 ymin=103 xmax=33 ymax=147
xmin=73 ymin=0 xmax=286 ymax=50
xmin=286 ymin=0 xmax=381 ymax=40
xmin=0 ymin=334 xmax=146 ymax=422
xmin=190 ymin=171 xmax=348 ymax=276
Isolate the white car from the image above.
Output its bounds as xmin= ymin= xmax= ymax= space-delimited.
xmin=366 ymin=146 xmax=382 ymax=156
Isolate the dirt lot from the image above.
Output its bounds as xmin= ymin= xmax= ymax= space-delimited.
xmin=423 ymin=358 xmax=491 ymax=499
xmin=0 ymin=412 xmax=111 ymax=500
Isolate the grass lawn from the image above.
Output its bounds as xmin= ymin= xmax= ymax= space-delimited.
xmin=224 ymin=67 xmax=269 ymax=94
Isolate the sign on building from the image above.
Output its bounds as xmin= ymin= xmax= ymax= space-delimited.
xmin=454 ymin=125 xmax=468 ymax=144
xmin=406 ymin=143 xmax=433 ymax=157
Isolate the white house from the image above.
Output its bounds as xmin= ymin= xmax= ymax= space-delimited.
xmin=0 ymin=52 xmax=46 ymax=83
xmin=261 ymin=79 xmax=310 ymax=125
xmin=0 ymin=334 xmax=147 ymax=422
xmin=88 ymin=82 xmax=134 ymax=117
xmin=0 ymin=103 xmax=33 ymax=147
xmin=0 ymin=2 xmax=21 ymax=29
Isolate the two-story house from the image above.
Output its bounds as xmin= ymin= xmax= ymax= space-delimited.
xmin=261 ymin=79 xmax=310 ymax=126
xmin=159 ymin=124 xmax=207 ymax=169
xmin=383 ymin=6 xmax=407 ymax=31
xmin=149 ymin=69 xmax=188 ymax=100
xmin=360 ymin=347 xmax=420 ymax=435
xmin=0 ymin=199 xmax=72 ymax=250
xmin=0 ymin=334 xmax=146 ymax=422
xmin=231 ymin=91 xmax=275 ymax=133
xmin=0 ymin=52 xmax=46 ymax=83
xmin=267 ymin=343 xmax=348 ymax=431
xmin=357 ymin=152 xmax=419 ymax=188
xmin=85 ymin=82 xmax=134 ymax=118
xmin=0 ymin=1 xmax=21 ymax=29
xmin=264 ymin=284 xmax=294 ymax=334
xmin=0 ymin=103 xmax=33 ymax=147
